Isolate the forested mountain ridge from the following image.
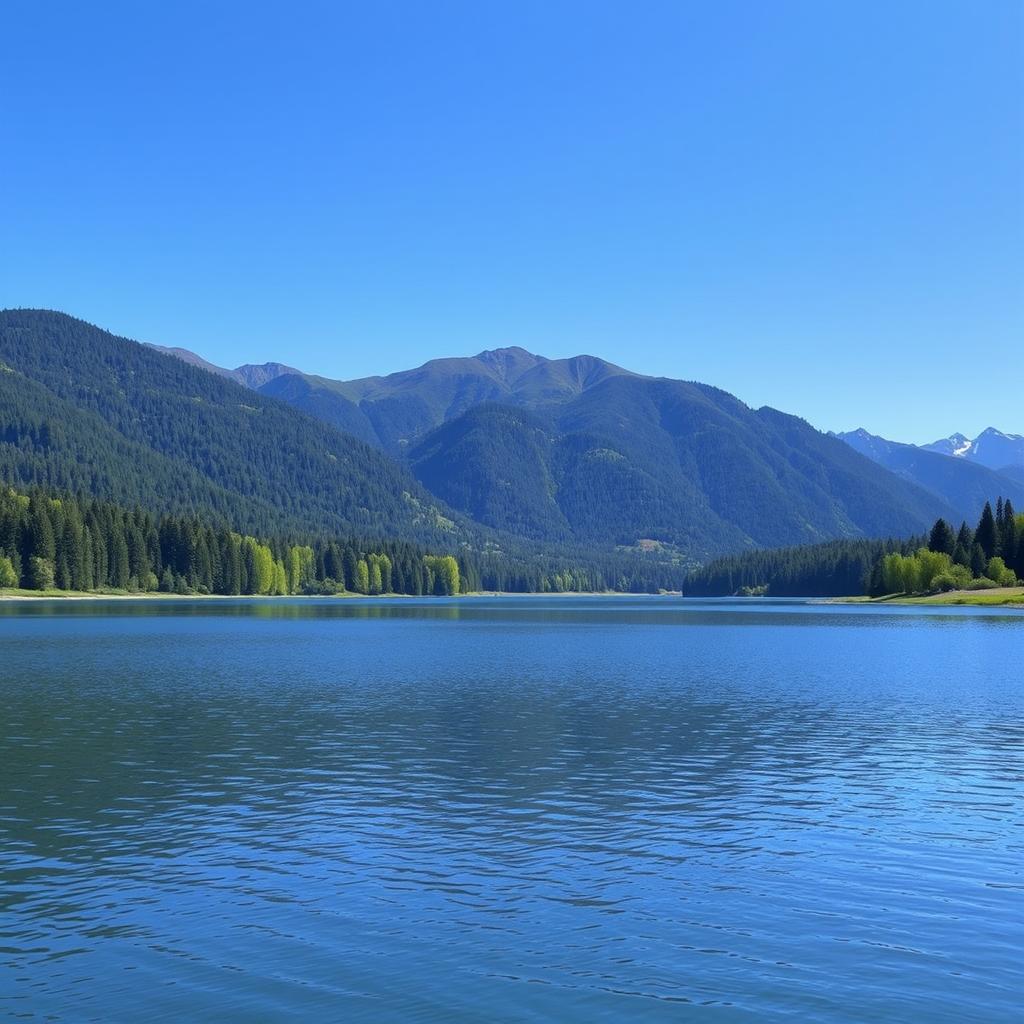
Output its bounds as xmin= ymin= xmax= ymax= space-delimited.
xmin=406 ymin=377 xmax=954 ymax=558
xmin=0 ymin=310 xmax=462 ymax=541
xmin=158 ymin=342 xmax=637 ymax=453
xmin=134 ymin=327 xmax=959 ymax=559
xmin=0 ymin=310 xmax=699 ymax=588
xmin=834 ymin=428 xmax=1024 ymax=524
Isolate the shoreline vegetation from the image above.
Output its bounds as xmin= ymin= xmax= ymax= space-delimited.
xmin=0 ymin=486 xmax=685 ymax=599
xmin=3 ymin=484 xmax=1021 ymax=607
xmin=0 ymin=588 xmax=677 ymax=601
xmin=828 ymin=587 xmax=1024 ymax=608
xmin=3 ymin=587 xmax=1020 ymax=607
xmin=686 ymin=499 xmax=1023 ymax=603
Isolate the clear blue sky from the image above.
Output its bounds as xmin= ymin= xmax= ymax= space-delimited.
xmin=2 ymin=1 xmax=1021 ymax=443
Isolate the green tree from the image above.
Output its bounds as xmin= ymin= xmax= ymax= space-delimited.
xmin=354 ymin=558 xmax=370 ymax=594
xmin=272 ymin=558 xmax=288 ymax=595
xmin=368 ymin=555 xmax=383 ymax=594
xmin=28 ymin=495 xmax=56 ymax=562
xmin=423 ymin=554 xmax=460 ymax=595
xmin=0 ymin=554 xmax=18 ymax=588
xmin=975 ymin=502 xmax=998 ymax=559
xmin=927 ymin=519 xmax=955 ymax=555
xmin=29 ymin=556 xmax=56 ymax=591
xmin=970 ymin=543 xmax=988 ymax=577
xmin=916 ymin=548 xmax=952 ymax=592
xmin=985 ymin=557 xmax=1017 ymax=587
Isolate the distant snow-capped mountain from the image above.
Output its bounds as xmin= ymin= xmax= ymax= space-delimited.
xmin=921 ymin=428 xmax=1024 ymax=472
xmin=833 ymin=428 xmax=1024 ymax=522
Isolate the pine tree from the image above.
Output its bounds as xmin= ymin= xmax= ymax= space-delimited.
xmin=970 ymin=543 xmax=988 ymax=577
xmin=975 ymin=503 xmax=998 ymax=559
xmin=27 ymin=494 xmax=56 ymax=562
xmin=928 ymin=518 xmax=955 ymax=555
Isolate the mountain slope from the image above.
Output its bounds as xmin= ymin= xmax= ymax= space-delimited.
xmin=87 ymin=330 xmax=961 ymax=560
xmin=258 ymin=348 xmax=635 ymax=453
xmin=407 ymin=377 xmax=953 ymax=558
xmin=0 ymin=310 xmax=460 ymax=540
xmin=835 ymin=428 xmax=1024 ymax=523
xmin=147 ymin=343 xmax=302 ymax=391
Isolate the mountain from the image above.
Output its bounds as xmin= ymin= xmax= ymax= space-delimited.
xmin=156 ymin=342 xmax=959 ymax=558
xmin=5 ymin=313 xmax=965 ymax=564
xmin=258 ymin=348 xmax=635 ymax=453
xmin=0 ymin=310 xmax=462 ymax=541
xmin=922 ymin=428 xmax=1024 ymax=472
xmin=400 ymin=380 xmax=954 ymax=558
xmin=146 ymin=343 xmax=301 ymax=391
xmin=155 ymin=343 xmax=636 ymax=453
xmin=1000 ymin=464 xmax=1024 ymax=487
xmin=834 ymin=428 xmax=1024 ymax=524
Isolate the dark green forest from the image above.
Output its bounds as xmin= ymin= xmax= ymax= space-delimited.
xmin=0 ymin=310 xmax=953 ymax=568
xmin=685 ymin=499 xmax=1023 ymax=597
xmin=0 ymin=309 xmax=460 ymax=541
xmin=3 ymin=309 xmax=1019 ymax=599
xmin=0 ymin=487 xmax=689 ymax=596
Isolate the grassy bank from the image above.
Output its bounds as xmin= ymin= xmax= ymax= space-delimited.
xmin=832 ymin=587 xmax=1024 ymax=607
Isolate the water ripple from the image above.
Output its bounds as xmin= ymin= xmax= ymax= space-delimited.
xmin=1 ymin=597 xmax=1022 ymax=1022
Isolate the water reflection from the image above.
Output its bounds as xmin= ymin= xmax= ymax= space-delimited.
xmin=2 ymin=594 xmax=1022 ymax=628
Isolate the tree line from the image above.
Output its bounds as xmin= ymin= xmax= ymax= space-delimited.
xmin=876 ymin=499 xmax=1022 ymax=595
xmin=0 ymin=488 xmax=466 ymax=596
xmin=0 ymin=487 xmax=686 ymax=596
xmin=685 ymin=498 xmax=1023 ymax=597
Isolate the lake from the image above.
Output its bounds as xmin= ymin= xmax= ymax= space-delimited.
xmin=1 ymin=596 xmax=1022 ymax=1022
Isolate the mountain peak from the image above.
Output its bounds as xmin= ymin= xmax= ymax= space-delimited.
xmin=918 ymin=428 xmax=1024 ymax=471
xmin=472 ymin=346 xmax=546 ymax=382
xmin=475 ymin=345 xmax=539 ymax=360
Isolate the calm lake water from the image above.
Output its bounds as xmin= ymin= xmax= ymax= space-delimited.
xmin=1 ymin=597 xmax=1022 ymax=1022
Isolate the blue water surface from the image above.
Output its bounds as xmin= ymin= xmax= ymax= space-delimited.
xmin=1 ymin=596 xmax=1022 ymax=1022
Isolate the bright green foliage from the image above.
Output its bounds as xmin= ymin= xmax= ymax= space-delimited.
xmin=882 ymin=552 xmax=922 ymax=595
xmin=965 ymin=576 xmax=1002 ymax=590
xmin=916 ymin=548 xmax=953 ymax=591
xmin=354 ymin=559 xmax=370 ymax=595
xmin=931 ymin=564 xmax=973 ymax=592
xmin=272 ymin=558 xmax=288 ymax=596
xmin=687 ymin=498 xmax=1021 ymax=598
xmin=247 ymin=539 xmax=276 ymax=595
xmin=423 ymin=554 xmax=460 ymax=595
xmin=29 ymin=556 xmax=55 ymax=590
xmin=686 ymin=537 xmax=915 ymax=597
xmin=0 ymin=554 xmax=17 ymax=588
xmin=0 ymin=485 xmax=684 ymax=595
xmin=286 ymin=545 xmax=315 ymax=594
xmin=985 ymin=557 xmax=1017 ymax=587
xmin=883 ymin=545 xmax=988 ymax=595
xmin=368 ymin=555 xmax=383 ymax=594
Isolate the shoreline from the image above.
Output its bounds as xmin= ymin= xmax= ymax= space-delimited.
xmin=0 ymin=589 xmax=679 ymax=602
xmin=828 ymin=586 xmax=1024 ymax=608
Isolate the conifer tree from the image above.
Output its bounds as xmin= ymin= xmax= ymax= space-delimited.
xmin=928 ymin=519 xmax=955 ymax=555
xmin=975 ymin=502 xmax=998 ymax=559
xmin=970 ymin=543 xmax=988 ymax=577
